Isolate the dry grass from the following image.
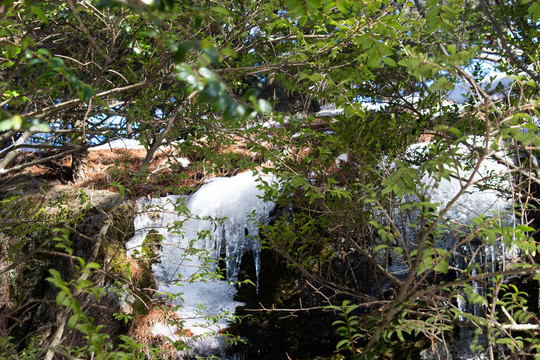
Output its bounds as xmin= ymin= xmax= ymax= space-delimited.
xmin=4 ymin=129 xmax=435 ymax=195
xmin=6 ymin=147 xmax=205 ymax=197
xmin=129 ymin=304 xmax=184 ymax=359
xmin=128 ymin=258 xmax=145 ymax=283
xmin=5 ymin=136 xmax=272 ymax=197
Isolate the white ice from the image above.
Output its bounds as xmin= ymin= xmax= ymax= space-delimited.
xmin=336 ymin=153 xmax=349 ymax=166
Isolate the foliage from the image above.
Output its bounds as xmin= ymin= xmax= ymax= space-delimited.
xmin=1 ymin=0 xmax=540 ymax=359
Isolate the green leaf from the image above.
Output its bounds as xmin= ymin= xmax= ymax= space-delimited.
xmin=36 ymin=48 xmax=51 ymax=57
xmin=306 ymin=0 xmax=321 ymax=12
xmin=174 ymin=42 xmax=193 ymax=63
xmin=48 ymin=269 xmax=63 ymax=282
xmin=531 ymin=2 xmax=540 ymax=21
xmin=202 ymin=47 xmax=220 ymax=65
xmin=430 ymin=77 xmax=454 ymax=91
xmin=382 ymin=57 xmax=397 ymax=67
xmin=71 ymin=298 xmax=81 ymax=313
xmin=198 ymin=67 xmax=217 ymax=80
xmin=257 ymin=99 xmax=272 ymax=113
xmin=322 ymin=0 xmax=334 ymax=13
xmin=435 ymin=258 xmax=449 ymax=274
xmin=517 ymin=225 xmax=534 ymax=232
xmin=425 ymin=7 xmax=441 ymax=33
xmin=440 ymin=19 xmax=454 ymax=32
xmin=484 ymin=229 xmax=496 ymax=246
xmin=224 ymin=103 xmax=238 ymax=121
xmin=68 ymin=314 xmax=79 ymax=329
xmin=176 ymin=64 xmax=200 ymax=90
xmin=27 ymin=58 xmax=44 ymax=67
xmin=4 ymin=44 xmax=21 ymax=58
xmin=336 ymin=339 xmax=349 ymax=350
xmin=30 ymin=5 xmax=48 ymax=23
xmin=373 ymin=244 xmax=388 ymax=252
xmin=220 ymin=47 xmax=237 ymax=59
xmin=201 ymin=80 xmax=222 ymax=99
xmin=77 ymin=279 xmax=93 ymax=289
xmin=212 ymin=6 xmax=230 ymax=16
xmin=212 ymin=93 xmax=233 ymax=111
xmin=336 ymin=0 xmax=348 ymax=13
xmin=56 ymin=290 xmax=68 ymax=306
xmin=0 ymin=115 xmax=23 ymax=130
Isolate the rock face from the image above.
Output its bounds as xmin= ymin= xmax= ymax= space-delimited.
xmin=0 ymin=175 xmax=136 ymax=353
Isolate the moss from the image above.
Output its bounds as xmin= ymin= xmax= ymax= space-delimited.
xmin=140 ymin=229 xmax=164 ymax=263
xmin=97 ymin=201 xmax=136 ymax=272
xmin=130 ymin=260 xmax=157 ymax=316
xmin=96 ymin=203 xmax=156 ymax=317
xmin=107 ymin=202 xmax=136 ymax=244
xmin=6 ymin=258 xmax=50 ymax=308
xmin=128 ymin=230 xmax=160 ymax=316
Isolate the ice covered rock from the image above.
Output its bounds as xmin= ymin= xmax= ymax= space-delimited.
xmin=126 ymin=171 xmax=276 ymax=356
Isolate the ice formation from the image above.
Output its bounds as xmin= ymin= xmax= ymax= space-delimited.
xmin=407 ymin=137 xmax=513 ymax=224
xmin=126 ymin=171 xmax=276 ymax=356
xmin=386 ymin=137 xmax=514 ymax=278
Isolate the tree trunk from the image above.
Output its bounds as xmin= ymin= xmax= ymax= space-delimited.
xmin=0 ymin=235 xmax=13 ymax=338
xmin=71 ymin=148 xmax=89 ymax=183
xmin=71 ymin=115 xmax=89 ymax=183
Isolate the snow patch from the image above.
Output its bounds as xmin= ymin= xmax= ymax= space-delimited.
xmin=177 ymin=157 xmax=190 ymax=168
xmin=90 ymin=138 xmax=145 ymax=150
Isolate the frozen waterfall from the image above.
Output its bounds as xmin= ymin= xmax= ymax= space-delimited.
xmin=126 ymin=171 xmax=276 ymax=356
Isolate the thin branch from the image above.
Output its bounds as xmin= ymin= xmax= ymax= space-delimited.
xmin=243 ymin=302 xmax=328 ymax=312
xmin=0 ymin=147 xmax=81 ymax=175
xmin=136 ymin=90 xmax=197 ymax=176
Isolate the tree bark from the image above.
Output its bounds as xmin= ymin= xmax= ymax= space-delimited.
xmin=71 ymin=102 xmax=91 ymax=183
xmin=0 ymin=235 xmax=12 ymax=338
xmin=71 ymin=148 xmax=89 ymax=183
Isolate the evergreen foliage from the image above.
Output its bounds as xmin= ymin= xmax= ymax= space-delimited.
xmin=1 ymin=0 xmax=540 ymax=358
